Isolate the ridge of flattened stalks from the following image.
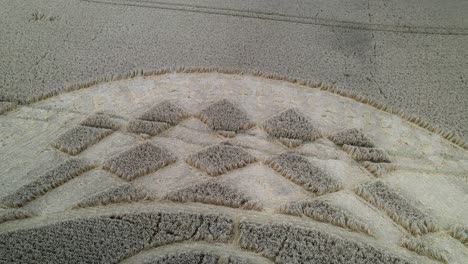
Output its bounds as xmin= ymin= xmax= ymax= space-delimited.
xmin=401 ymin=236 xmax=448 ymax=263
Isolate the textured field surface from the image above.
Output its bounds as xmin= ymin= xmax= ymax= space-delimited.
xmin=0 ymin=73 xmax=467 ymax=263
xmin=1 ymin=0 xmax=467 ymax=141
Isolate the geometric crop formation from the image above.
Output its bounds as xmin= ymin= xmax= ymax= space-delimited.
xmin=265 ymin=153 xmax=342 ymax=195
xmin=331 ymin=129 xmax=394 ymax=177
xmin=279 ymin=200 xmax=371 ymax=235
xmin=263 ymin=108 xmax=321 ymax=147
xmin=355 ymin=181 xmax=437 ymax=235
xmin=2 ymin=73 xmax=467 ymax=263
xmin=165 ymin=181 xmax=261 ymax=210
xmin=0 ymin=211 xmax=234 ymax=263
xmin=449 ymin=225 xmax=468 ymax=247
xmin=75 ymin=184 xmax=148 ymax=208
xmin=103 ymin=142 xmax=177 ymax=181
xmin=0 ymin=208 xmax=34 ymax=224
xmin=51 ymin=125 xmax=113 ymax=155
xmin=186 ymin=144 xmax=257 ymax=176
xmin=0 ymin=159 xmax=94 ymax=207
xmin=401 ymin=236 xmax=448 ymax=263
xmin=329 ymin=128 xmax=375 ymax=147
xmin=197 ymin=99 xmax=254 ymax=135
xmin=361 ymin=161 xmax=397 ymax=177
xmin=80 ymin=114 xmax=120 ymax=130
xmin=239 ymin=221 xmax=411 ymax=263
xmin=138 ymin=100 xmax=189 ymax=125
xmin=342 ymin=145 xmax=391 ymax=163
xmin=127 ymin=119 xmax=170 ymax=136
xmin=330 ymin=129 xmax=394 ymax=178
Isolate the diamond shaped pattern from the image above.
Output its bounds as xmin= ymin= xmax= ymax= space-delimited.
xmin=186 ymin=144 xmax=256 ymax=176
xmin=197 ymin=99 xmax=254 ymax=134
xmin=265 ymin=152 xmax=342 ymax=195
xmin=329 ymin=128 xmax=374 ymax=147
xmin=139 ymin=100 xmax=189 ymax=125
xmin=103 ymin=142 xmax=177 ymax=180
xmin=263 ymin=109 xmax=320 ymax=144
xmin=51 ymin=126 xmax=113 ymax=155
